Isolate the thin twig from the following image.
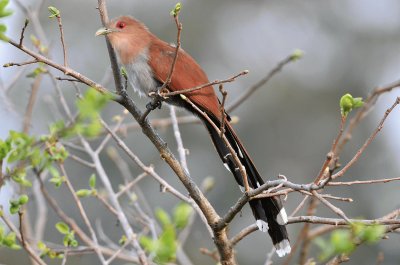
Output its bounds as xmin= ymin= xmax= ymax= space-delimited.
xmin=169 ymin=105 xmax=189 ymax=172
xmin=311 ymin=190 xmax=350 ymax=223
xmin=292 ymin=197 xmax=318 ymax=265
xmin=159 ymin=14 xmax=182 ymax=91
xmin=18 ymin=211 xmax=26 ymax=248
xmin=19 ymin=19 xmax=29 ymax=47
xmin=289 ymin=215 xmax=400 ymax=225
xmin=332 ymin=97 xmax=400 ymax=180
xmin=56 ymin=77 xmax=84 ymax=83
xmin=95 ymin=194 xmax=119 ymax=216
xmin=58 ymin=163 xmax=107 ymax=264
xmin=7 ymin=38 xmax=113 ymax=96
xmin=69 ymin=154 xmax=95 ymax=168
xmin=105 ymin=238 xmax=132 ymax=265
xmin=290 ymin=195 xmax=309 ymax=217
xmin=227 ymin=54 xmax=297 ymax=112
xmin=77 ymin=131 xmax=149 ymax=264
xmin=33 ymin=177 xmax=48 ymax=241
xmin=328 ymin=176 xmax=400 ymax=186
xmin=219 ymin=84 xmax=228 ymax=138
xmin=337 ymin=79 xmax=400 ymax=154
xmin=3 ymin=59 xmax=38 ymax=68
xmin=162 ymin=70 xmax=248 ymax=97
xmin=231 ymin=224 xmax=258 ymax=247
xmin=0 ymin=207 xmax=46 ymax=265
xmin=35 ymin=171 xmax=139 ymax=263
xmin=54 ymin=13 xmax=69 ymax=71
xmin=23 ymin=75 xmax=43 ymax=133
xmin=101 ymin=118 xmax=214 ymax=238
xmin=116 ymin=172 xmax=147 ymax=198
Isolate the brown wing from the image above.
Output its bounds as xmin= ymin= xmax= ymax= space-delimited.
xmin=148 ymin=39 xmax=222 ymax=120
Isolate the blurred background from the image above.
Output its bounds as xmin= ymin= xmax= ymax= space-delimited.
xmin=1 ymin=0 xmax=399 ymax=264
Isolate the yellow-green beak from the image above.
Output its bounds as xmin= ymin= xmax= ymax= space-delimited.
xmin=95 ymin=27 xmax=117 ymax=36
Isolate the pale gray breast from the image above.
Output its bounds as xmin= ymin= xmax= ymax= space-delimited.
xmin=124 ymin=50 xmax=157 ymax=97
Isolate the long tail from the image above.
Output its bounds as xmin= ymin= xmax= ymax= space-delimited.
xmin=204 ymin=116 xmax=291 ymax=257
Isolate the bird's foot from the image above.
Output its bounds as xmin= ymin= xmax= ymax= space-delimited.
xmin=140 ymin=97 xmax=163 ymax=124
xmin=145 ymin=99 xmax=163 ymax=111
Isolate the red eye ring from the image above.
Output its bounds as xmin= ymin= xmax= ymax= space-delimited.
xmin=116 ymin=21 xmax=126 ymax=29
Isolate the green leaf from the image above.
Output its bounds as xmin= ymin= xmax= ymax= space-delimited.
xmin=77 ymin=88 xmax=111 ymax=119
xmin=30 ymin=147 xmax=42 ymax=167
xmin=340 ymin=93 xmax=364 ymax=117
xmin=89 ymin=174 xmax=96 ymax=189
xmin=48 ymin=165 xmax=60 ymax=178
xmin=155 ymin=208 xmax=172 ymax=227
xmin=76 ymin=189 xmax=92 ymax=198
xmin=37 ymin=241 xmax=47 ymax=251
xmin=82 ymin=119 xmax=102 ymax=138
xmin=3 ymin=232 xmax=20 ymax=250
xmin=62 ymin=235 xmax=70 ymax=247
xmin=140 ymin=235 xmax=157 ymax=252
xmin=119 ymin=235 xmax=127 ymax=245
xmin=26 ymin=66 xmax=47 ymax=78
xmin=18 ymin=194 xmax=29 ymax=205
xmin=170 ymin=2 xmax=182 ymax=16
xmin=173 ymin=203 xmax=193 ymax=229
xmin=331 ymin=230 xmax=355 ymax=255
xmin=49 ymin=176 xmax=64 ymax=188
xmin=156 ymin=225 xmax=177 ymax=263
xmin=361 ymin=224 xmax=385 ymax=243
xmin=0 ymin=0 xmax=13 ymax=18
xmin=314 ymin=237 xmax=335 ymax=261
xmin=0 ymin=139 xmax=9 ymax=160
xmin=290 ymin=49 xmax=304 ymax=61
xmin=9 ymin=199 xmax=21 ymax=214
xmin=70 ymin=239 xmax=78 ymax=247
xmin=11 ymin=168 xmax=32 ymax=188
xmin=55 ymin=222 xmax=70 ymax=234
xmin=48 ymin=6 xmax=60 ymax=18
xmin=48 ymin=144 xmax=69 ymax=162
xmin=0 ymin=226 xmax=4 ymax=243
xmin=0 ymin=24 xmax=8 ymax=42
xmin=352 ymin=97 xmax=364 ymax=108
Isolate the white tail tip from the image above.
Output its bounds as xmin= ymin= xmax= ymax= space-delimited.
xmin=256 ymin=220 xmax=269 ymax=232
xmin=275 ymin=239 xmax=291 ymax=257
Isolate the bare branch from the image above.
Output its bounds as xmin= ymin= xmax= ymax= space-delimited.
xmin=58 ymin=163 xmax=107 ymax=263
xmin=328 ymin=177 xmax=400 ymax=186
xmin=19 ymin=19 xmax=29 ymax=47
xmin=333 ymin=97 xmax=400 ymax=180
xmin=7 ymin=39 xmax=114 ymax=96
xmin=169 ymin=106 xmax=189 ymax=172
xmin=337 ymin=79 xmax=400 ymax=154
xmin=158 ymin=14 xmax=182 ymax=91
xmin=3 ymin=59 xmax=38 ymax=67
xmin=227 ymin=53 xmax=298 ymax=112
xmin=162 ymin=70 xmax=248 ymax=97
xmin=54 ymin=13 xmax=69 ymax=71
xmin=219 ymin=84 xmax=228 ymax=138
xmin=0 ymin=206 xmax=46 ymax=265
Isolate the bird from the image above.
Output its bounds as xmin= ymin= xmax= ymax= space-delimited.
xmin=96 ymin=15 xmax=291 ymax=257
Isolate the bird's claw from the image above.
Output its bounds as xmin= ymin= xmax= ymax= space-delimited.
xmin=146 ymin=99 xmax=162 ymax=111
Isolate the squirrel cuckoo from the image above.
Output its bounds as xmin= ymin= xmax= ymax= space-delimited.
xmin=96 ymin=16 xmax=290 ymax=257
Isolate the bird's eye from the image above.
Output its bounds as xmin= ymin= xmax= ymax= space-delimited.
xmin=116 ymin=21 xmax=126 ymax=29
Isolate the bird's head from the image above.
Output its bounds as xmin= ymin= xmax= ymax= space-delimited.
xmin=96 ymin=16 xmax=152 ymax=63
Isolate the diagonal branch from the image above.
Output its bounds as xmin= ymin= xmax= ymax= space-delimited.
xmin=332 ymin=97 xmax=400 ymax=180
